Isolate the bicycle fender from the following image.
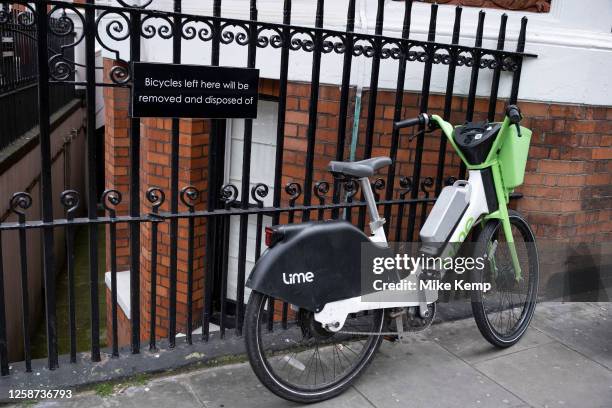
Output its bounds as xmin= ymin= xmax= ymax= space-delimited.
xmin=246 ymin=220 xmax=394 ymax=312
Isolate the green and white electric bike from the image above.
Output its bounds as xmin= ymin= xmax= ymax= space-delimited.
xmin=244 ymin=105 xmax=539 ymax=403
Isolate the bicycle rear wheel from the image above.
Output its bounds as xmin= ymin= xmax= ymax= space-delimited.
xmin=244 ymin=291 xmax=384 ymax=403
xmin=471 ymin=210 xmax=539 ymax=348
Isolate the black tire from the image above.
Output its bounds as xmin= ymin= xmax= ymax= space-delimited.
xmin=471 ymin=210 xmax=539 ymax=348
xmin=244 ymin=291 xmax=384 ymax=403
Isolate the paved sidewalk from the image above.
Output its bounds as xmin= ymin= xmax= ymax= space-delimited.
xmin=34 ymin=302 xmax=611 ymax=408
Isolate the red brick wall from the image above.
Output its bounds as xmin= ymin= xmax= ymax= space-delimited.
xmin=280 ymin=82 xmax=611 ymax=245
xmin=139 ymin=117 xmax=209 ymax=341
xmin=514 ymin=103 xmax=611 ymax=243
xmin=103 ymin=58 xmax=131 ymax=271
xmin=280 ymin=83 xmax=355 ymax=223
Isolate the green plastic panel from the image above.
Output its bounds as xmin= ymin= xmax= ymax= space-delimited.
xmin=498 ymin=125 xmax=532 ymax=189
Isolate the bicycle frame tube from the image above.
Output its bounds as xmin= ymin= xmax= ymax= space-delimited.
xmin=444 ymin=170 xmax=489 ymax=245
xmin=360 ymin=177 xmax=387 ymax=245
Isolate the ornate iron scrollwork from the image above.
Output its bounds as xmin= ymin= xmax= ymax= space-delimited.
xmin=398 ymin=176 xmax=413 ymax=199
xmin=433 ymin=45 xmax=453 ymax=65
xmin=146 ymin=187 xmax=166 ymax=213
xmin=251 ymin=183 xmax=269 ymax=206
xmin=381 ymin=38 xmax=402 ymax=60
xmin=289 ymin=28 xmax=315 ymax=52
xmin=501 ymin=55 xmax=519 ymax=72
xmin=60 ymin=190 xmax=80 ymax=217
xmin=48 ymin=5 xmax=86 ymax=81
xmin=285 ymin=182 xmax=303 ymax=205
xmin=0 ymin=8 xmax=10 ymax=25
xmin=102 ymin=189 xmax=122 ymax=218
xmin=456 ymin=49 xmax=475 ymax=67
xmin=220 ymin=184 xmax=239 ymax=206
xmin=1 ymin=5 xmax=38 ymax=27
xmin=405 ymin=43 xmax=427 ymax=62
xmin=0 ymin=0 xmax=534 ymax=90
xmin=141 ymin=14 xmax=174 ymax=40
xmin=343 ymin=179 xmax=360 ymax=202
xmin=220 ymin=21 xmax=250 ymax=46
xmin=420 ymin=177 xmax=435 ymax=196
xmin=372 ymin=178 xmax=385 ymax=192
xmin=181 ymin=17 xmax=214 ymax=42
xmin=321 ymin=31 xmax=346 ymax=54
xmin=116 ymin=0 xmax=154 ymax=9
xmin=257 ymin=25 xmax=283 ymax=49
xmin=180 ymin=186 xmax=200 ymax=210
xmin=479 ymin=51 xmax=499 ymax=69
xmin=353 ymin=37 xmax=375 ymax=57
xmin=10 ymin=192 xmax=33 ymax=217
xmin=95 ymin=9 xmax=131 ymax=84
xmin=313 ymin=181 xmax=330 ymax=204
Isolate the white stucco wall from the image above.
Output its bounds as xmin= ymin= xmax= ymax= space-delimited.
xmin=92 ymin=0 xmax=612 ymax=106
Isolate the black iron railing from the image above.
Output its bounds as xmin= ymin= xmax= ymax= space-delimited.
xmin=0 ymin=8 xmax=76 ymax=150
xmin=0 ymin=0 xmax=535 ymax=376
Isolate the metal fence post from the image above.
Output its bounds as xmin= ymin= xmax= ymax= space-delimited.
xmin=36 ymin=0 xmax=58 ymax=371
xmin=85 ymin=0 xmax=101 ymax=363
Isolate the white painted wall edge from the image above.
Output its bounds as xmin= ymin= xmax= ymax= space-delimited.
xmin=93 ymin=0 xmax=612 ymax=106
xmin=105 ymin=271 xmax=131 ymax=319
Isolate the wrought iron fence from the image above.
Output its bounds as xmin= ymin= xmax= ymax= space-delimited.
xmin=0 ymin=7 xmax=76 ymax=150
xmin=0 ymin=0 xmax=535 ymax=376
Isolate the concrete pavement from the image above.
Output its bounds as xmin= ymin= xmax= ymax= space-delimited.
xmin=31 ymin=302 xmax=612 ymax=408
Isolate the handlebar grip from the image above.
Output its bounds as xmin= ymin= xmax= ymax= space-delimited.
xmin=394 ymin=113 xmax=429 ymax=130
xmin=506 ymin=104 xmax=522 ymax=125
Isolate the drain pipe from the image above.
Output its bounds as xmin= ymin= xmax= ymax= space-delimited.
xmin=348 ymin=0 xmax=369 ymax=161
xmin=348 ymin=94 xmax=362 ymax=161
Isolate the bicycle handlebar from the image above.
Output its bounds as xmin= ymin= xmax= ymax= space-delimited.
xmin=393 ymin=113 xmax=429 ymax=130
xmin=505 ymin=104 xmax=522 ymax=125
xmin=394 ymin=106 xmax=522 ymax=134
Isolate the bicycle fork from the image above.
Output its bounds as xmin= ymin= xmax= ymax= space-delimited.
xmin=486 ymin=162 xmax=523 ymax=281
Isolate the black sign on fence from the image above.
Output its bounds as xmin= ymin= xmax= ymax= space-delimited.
xmin=131 ymin=62 xmax=259 ymax=119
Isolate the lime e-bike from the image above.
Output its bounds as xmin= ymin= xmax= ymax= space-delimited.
xmin=244 ymin=105 xmax=539 ymax=403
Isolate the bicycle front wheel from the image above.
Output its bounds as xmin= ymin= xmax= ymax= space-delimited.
xmin=471 ymin=209 xmax=539 ymax=348
xmin=244 ymin=291 xmax=384 ymax=403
